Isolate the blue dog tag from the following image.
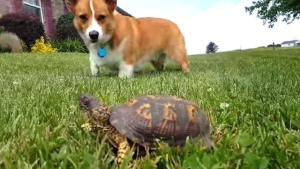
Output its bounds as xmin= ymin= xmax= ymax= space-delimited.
xmin=97 ymin=47 xmax=106 ymax=58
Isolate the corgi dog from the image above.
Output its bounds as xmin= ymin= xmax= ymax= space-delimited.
xmin=65 ymin=0 xmax=190 ymax=78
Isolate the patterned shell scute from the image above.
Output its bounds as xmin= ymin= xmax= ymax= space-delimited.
xmin=109 ymin=95 xmax=210 ymax=147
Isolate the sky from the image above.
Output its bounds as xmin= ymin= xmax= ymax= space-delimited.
xmin=117 ymin=0 xmax=300 ymax=55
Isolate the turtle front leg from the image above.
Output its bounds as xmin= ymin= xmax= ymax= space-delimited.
xmin=117 ymin=140 xmax=131 ymax=167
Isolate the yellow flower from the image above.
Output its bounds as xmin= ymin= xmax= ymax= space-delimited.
xmin=31 ymin=36 xmax=58 ymax=53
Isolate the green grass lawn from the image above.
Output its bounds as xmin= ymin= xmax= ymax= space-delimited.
xmin=0 ymin=48 xmax=299 ymax=169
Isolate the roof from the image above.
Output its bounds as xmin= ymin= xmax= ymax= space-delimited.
xmin=281 ymin=40 xmax=300 ymax=44
xmin=116 ymin=6 xmax=134 ymax=17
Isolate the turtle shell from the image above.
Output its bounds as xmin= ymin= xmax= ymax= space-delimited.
xmin=109 ymin=95 xmax=211 ymax=148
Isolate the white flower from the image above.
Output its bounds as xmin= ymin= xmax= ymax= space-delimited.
xmin=220 ymin=103 xmax=229 ymax=110
xmin=207 ymin=88 xmax=212 ymax=92
xmin=81 ymin=123 xmax=92 ymax=131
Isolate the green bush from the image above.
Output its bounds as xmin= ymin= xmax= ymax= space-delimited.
xmin=0 ymin=26 xmax=5 ymax=33
xmin=55 ymin=13 xmax=81 ymax=40
xmin=21 ymin=41 xmax=28 ymax=52
xmin=56 ymin=13 xmax=74 ymax=30
xmin=54 ymin=13 xmax=88 ymax=52
xmin=50 ymin=38 xmax=88 ymax=53
xmin=55 ymin=24 xmax=82 ymax=40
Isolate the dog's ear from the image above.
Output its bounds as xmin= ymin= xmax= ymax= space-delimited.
xmin=65 ymin=0 xmax=78 ymax=13
xmin=105 ymin=0 xmax=117 ymax=12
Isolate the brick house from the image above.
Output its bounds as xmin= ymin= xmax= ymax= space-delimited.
xmin=0 ymin=0 xmax=132 ymax=39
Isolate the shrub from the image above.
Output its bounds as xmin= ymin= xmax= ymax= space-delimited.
xmin=54 ymin=13 xmax=88 ymax=52
xmin=0 ymin=12 xmax=46 ymax=52
xmin=267 ymin=44 xmax=281 ymax=47
xmin=56 ymin=13 xmax=74 ymax=30
xmin=21 ymin=40 xmax=28 ymax=52
xmin=55 ymin=24 xmax=88 ymax=52
xmin=0 ymin=32 xmax=23 ymax=53
xmin=55 ymin=24 xmax=81 ymax=40
xmin=31 ymin=36 xmax=57 ymax=53
xmin=50 ymin=38 xmax=88 ymax=53
xmin=0 ymin=26 xmax=5 ymax=33
xmin=55 ymin=13 xmax=80 ymax=40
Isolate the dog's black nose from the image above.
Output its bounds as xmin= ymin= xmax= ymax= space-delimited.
xmin=89 ymin=30 xmax=99 ymax=41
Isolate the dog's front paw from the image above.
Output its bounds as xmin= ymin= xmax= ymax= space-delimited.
xmin=90 ymin=67 xmax=100 ymax=76
xmin=118 ymin=63 xmax=134 ymax=78
xmin=118 ymin=72 xmax=133 ymax=78
xmin=91 ymin=70 xmax=99 ymax=76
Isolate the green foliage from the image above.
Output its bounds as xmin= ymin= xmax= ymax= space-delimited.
xmin=55 ymin=25 xmax=81 ymax=41
xmin=55 ymin=13 xmax=80 ymax=41
xmin=21 ymin=41 xmax=28 ymax=52
xmin=245 ymin=0 xmax=300 ymax=28
xmin=206 ymin=42 xmax=219 ymax=54
xmin=56 ymin=13 xmax=74 ymax=30
xmin=0 ymin=12 xmax=46 ymax=51
xmin=0 ymin=48 xmax=300 ymax=168
xmin=267 ymin=44 xmax=281 ymax=47
xmin=237 ymin=132 xmax=255 ymax=148
xmin=54 ymin=13 xmax=88 ymax=52
xmin=0 ymin=26 xmax=5 ymax=33
xmin=50 ymin=38 xmax=88 ymax=53
xmin=243 ymin=152 xmax=269 ymax=169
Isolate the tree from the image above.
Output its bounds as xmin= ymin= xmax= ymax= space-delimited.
xmin=245 ymin=0 xmax=300 ymax=28
xmin=206 ymin=42 xmax=219 ymax=54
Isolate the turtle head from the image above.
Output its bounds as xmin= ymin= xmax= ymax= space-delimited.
xmin=79 ymin=93 xmax=111 ymax=130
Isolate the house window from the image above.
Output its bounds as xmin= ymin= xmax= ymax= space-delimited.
xmin=23 ymin=0 xmax=44 ymax=23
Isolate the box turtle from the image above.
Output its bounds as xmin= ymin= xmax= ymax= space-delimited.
xmin=79 ymin=93 xmax=213 ymax=167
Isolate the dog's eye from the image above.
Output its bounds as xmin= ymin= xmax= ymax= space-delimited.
xmin=97 ymin=15 xmax=105 ymax=21
xmin=79 ymin=14 xmax=88 ymax=22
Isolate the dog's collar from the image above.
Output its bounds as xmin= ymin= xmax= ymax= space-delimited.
xmin=97 ymin=42 xmax=109 ymax=58
xmin=97 ymin=47 xmax=106 ymax=58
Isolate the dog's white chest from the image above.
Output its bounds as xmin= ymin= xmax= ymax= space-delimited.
xmin=89 ymin=46 xmax=123 ymax=68
xmin=89 ymin=37 xmax=128 ymax=69
xmin=100 ymin=48 xmax=122 ymax=65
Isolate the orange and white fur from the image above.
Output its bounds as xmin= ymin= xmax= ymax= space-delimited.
xmin=65 ymin=0 xmax=190 ymax=78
